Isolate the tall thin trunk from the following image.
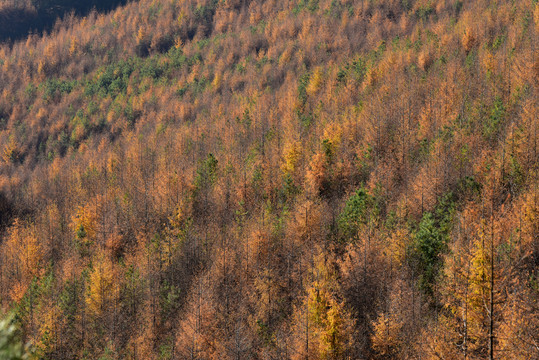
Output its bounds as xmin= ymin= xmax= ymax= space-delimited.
xmin=464 ymin=262 xmax=469 ymax=360
xmin=489 ymin=207 xmax=495 ymax=360
xmin=305 ymin=295 xmax=309 ymax=360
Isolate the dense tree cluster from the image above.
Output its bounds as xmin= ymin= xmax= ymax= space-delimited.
xmin=0 ymin=0 xmax=537 ymax=358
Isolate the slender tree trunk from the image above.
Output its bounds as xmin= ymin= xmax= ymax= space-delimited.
xmin=489 ymin=206 xmax=495 ymax=360
xmin=305 ymin=296 xmax=309 ymax=360
xmin=464 ymin=262 xmax=469 ymax=360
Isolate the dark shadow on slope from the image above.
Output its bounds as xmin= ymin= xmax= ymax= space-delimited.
xmin=0 ymin=0 xmax=131 ymax=43
xmin=0 ymin=191 xmax=14 ymax=232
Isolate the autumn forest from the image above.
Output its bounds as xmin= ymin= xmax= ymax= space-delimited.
xmin=0 ymin=0 xmax=537 ymax=359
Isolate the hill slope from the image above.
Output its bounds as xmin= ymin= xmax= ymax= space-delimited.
xmin=0 ymin=0 xmax=130 ymax=42
xmin=0 ymin=0 xmax=537 ymax=358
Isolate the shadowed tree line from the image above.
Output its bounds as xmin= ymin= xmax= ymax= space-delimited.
xmin=0 ymin=0 xmax=130 ymax=42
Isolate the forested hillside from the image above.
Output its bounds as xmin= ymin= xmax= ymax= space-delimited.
xmin=0 ymin=0 xmax=129 ymax=42
xmin=0 ymin=0 xmax=537 ymax=358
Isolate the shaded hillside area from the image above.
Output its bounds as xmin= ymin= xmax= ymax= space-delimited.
xmin=0 ymin=0 xmax=129 ymax=42
xmin=0 ymin=0 xmax=537 ymax=359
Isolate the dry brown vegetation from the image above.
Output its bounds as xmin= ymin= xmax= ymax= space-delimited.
xmin=0 ymin=0 xmax=537 ymax=358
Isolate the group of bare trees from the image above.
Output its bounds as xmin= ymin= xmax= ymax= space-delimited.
xmin=0 ymin=0 xmax=537 ymax=358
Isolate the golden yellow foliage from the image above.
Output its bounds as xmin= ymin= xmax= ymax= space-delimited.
xmin=69 ymin=37 xmax=79 ymax=56
xmin=2 ymin=137 xmax=19 ymax=164
xmin=385 ymin=228 xmax=409 ymax=267
xmin=71 ymin=198 xmax=102 ymax=245
xmin=5 ymin=219 xmax=43 ymax=277
xmin=371 ymin=312 xmax=403 ymax=357
xmin=2 ymin=219 xmax=43 ymax=301
xmin=291 ymin=251 xmax=355 ymax=360
xmin=281 ymin=140 xmax=302 ymax=175
xmin=85 ymin=252 xmax=118 ymax=315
